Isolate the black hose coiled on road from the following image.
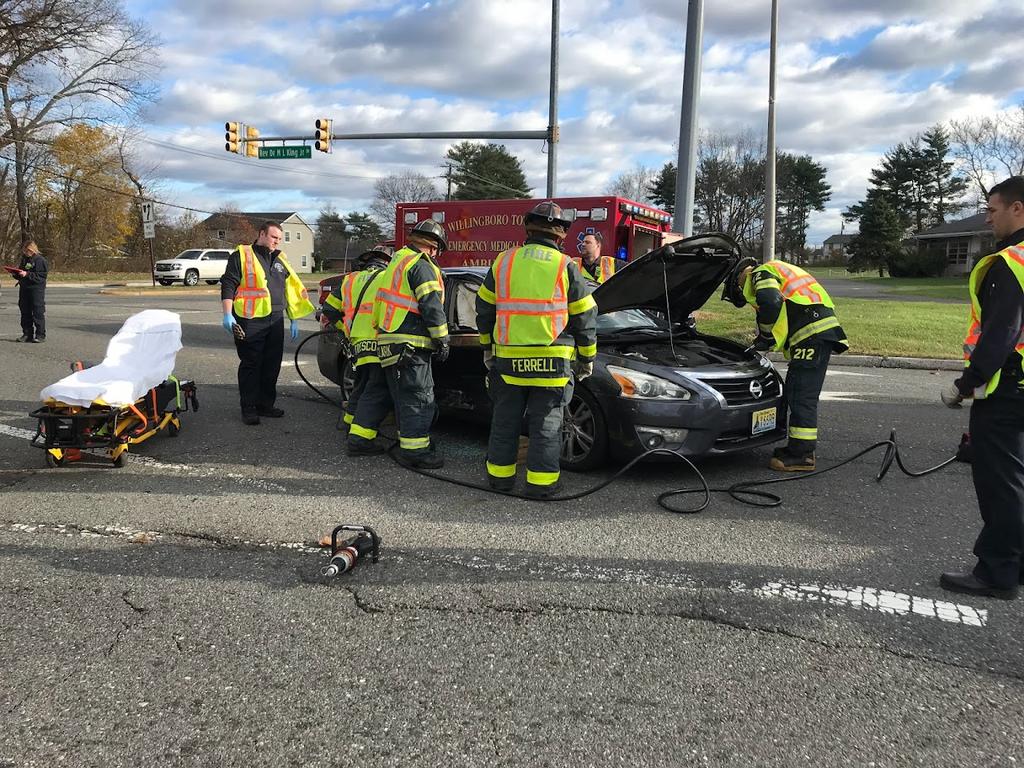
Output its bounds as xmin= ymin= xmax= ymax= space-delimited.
xmin=294 ymin=331 xmax=959 ymax=513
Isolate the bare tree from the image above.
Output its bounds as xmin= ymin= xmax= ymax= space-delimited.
xmin=949 ymin=106 xmax=1024 ymax=199
xmin=607 ymin=164 xmax=656 ymax=202
xmin=370 ymin=170 xmax=441 ymax=234
xmin=0 ymin=0 xmax=159 ymax=239
xmin=694 ymin=129 xmax=767 ymax=251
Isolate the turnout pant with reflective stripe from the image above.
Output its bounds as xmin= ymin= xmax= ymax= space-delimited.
xmin=384 ymin=350 xmax=437 ymax=455
xmin=486 ymin=370 xmax=572 ymax=488
xmin=235 ymin=317 xmax=283 ymax=412
xmin=343 ymin=363 xmax=371 ymax=426
xmin=784 ymin=338 xmax=831 ymax=456
xmin=348 ymin=363 xmax=391 ymax=445
xmin=969 ymin=395 xmax=1024 ymax=590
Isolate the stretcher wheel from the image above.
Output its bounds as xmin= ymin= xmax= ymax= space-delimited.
xmin=45 ymin=452 xmax=65 ymax=468
xmin=167 ymin=419 xmax=180 ymax=437
xmin=113 ymin=451 xmax=128 ymax=468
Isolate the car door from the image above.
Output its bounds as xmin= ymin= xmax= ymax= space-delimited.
xmin=209 ymin=251 xmax=230 ymax=279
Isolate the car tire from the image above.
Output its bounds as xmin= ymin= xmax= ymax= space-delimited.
xmin=158 ymin=279 xmax=172 ymax=286
xmin=560 ymin=385 xmax=608 ymax=471
xmin=205 ymin=280 xmax=219 ymax=285
xmin=183 ymin=269 xmax=199 ymax=286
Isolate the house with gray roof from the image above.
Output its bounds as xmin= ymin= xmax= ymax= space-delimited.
xmin=914 ymin=212 xmax=991 ymax=276
xmin=200 ymin=212 xmax=315 ymax=273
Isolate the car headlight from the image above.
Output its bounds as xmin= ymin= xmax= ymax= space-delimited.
xmin=607 ymin=365 xmax=690 ymax=400
xmin=171 ymin=263 xmax=181 ymax=269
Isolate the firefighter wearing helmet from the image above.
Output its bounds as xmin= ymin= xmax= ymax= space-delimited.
xmin=347 ymin=220 xmax=450 ymax=468
xmin=475 ymin=201 xmax=598 ymax=498
xmin=321 ymin=245 xmax=393 ymax=437
xmin=722 ymin=256 xmax=847 ymax=472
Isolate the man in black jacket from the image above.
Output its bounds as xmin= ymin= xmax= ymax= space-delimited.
xmin=940 ymin=175 xmax=1024 ymax=600
xmin=14 ymin=241 xmax=47 ymax=343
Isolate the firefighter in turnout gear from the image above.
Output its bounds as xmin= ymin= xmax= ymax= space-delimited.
xmin=571 ymin=230 xmax=616 ymax=283
xmin=722 ymin=257 xmax=847 ymax=472
xmin=220 ymin=221 xmax=315 ymax=425
xmin=938 ymin=176 xmax=1024 ymax=600
xmin=353 ymin=219 xmax=449 ymax=468
xmin=476 ymin=201 xmax=598 ymax=498
xmin=321 ymin=246 xmax=393 ymax=436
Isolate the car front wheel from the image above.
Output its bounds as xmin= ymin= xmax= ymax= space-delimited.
xmin=560 ymin=386 xmax=608 ymax=471
xmin=183 ymin=269 xmax=199 ymax=286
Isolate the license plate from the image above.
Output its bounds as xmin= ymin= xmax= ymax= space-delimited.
xmin=751 ymin=407 xmax=777 ymax=435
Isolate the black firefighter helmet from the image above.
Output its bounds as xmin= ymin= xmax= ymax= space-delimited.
xmin=524 ymin=200 xmax=575 ymax=240
xmin=721 ymin=256 xmax=759 ymax=308
xmin=354 ymin=245 xmax=393 ymax=271
xmin=409 ymin=219 xmax=448 ymax=252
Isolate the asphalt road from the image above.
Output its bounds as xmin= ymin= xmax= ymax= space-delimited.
xmin=1 ymin=287 xmax=1021 ymax=767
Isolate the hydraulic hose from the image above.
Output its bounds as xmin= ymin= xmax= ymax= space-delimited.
xmin=294 ymin=331 xmax=960 ymax=513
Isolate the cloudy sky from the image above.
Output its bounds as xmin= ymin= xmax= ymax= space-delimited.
xmin=124 ymin=0 xmax=1024 ymax=245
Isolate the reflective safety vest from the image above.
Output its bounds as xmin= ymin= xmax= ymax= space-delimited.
xmin=572 ymin=255 xmax=617 ymax=283
xmin=232 ymin=245 xmax=315 ymax=320
xmin=963 ymin=243 xmax=1024 ymax=398
xmin=742 ymin=260 xmax=839 ymax=351
xmin=371 ymin=246 xmax=444 ymax=348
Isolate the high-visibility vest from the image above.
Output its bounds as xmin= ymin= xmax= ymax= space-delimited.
xmin=742 ymin=260 xmax=839 ymax=350
xmin=232 ymin=245 xmax=315 ymax=320
xmin=963 ymin=243 xmax=1024 ymax=398
xmin=572 ymin=255 xmax=617 ymax=283
xmin=371 ymin=246 xmax=444 ymax=344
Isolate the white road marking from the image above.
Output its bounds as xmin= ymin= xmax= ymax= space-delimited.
xmin=820 ymin=391 xmax=868 ymax=402
xmin=826 ymin=370 xmax=879 ymax=378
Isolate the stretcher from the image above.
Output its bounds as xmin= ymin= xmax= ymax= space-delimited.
xmin=28 ymin=309 xmax=199 ymax=468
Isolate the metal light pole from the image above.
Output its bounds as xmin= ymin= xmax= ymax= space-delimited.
xmin=546 ymin=0 xmax=560 ymax=197
xmin=674 ymin=0 xmax=704 ymax=235
xmin=763 ymin=0 xmax=779 ymax=262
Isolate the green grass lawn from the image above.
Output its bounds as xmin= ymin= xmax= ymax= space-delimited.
xmin=695 ymin=296 xmax=967 ymax=359
xmin=43 ymin=271 xmax=155 ymax=283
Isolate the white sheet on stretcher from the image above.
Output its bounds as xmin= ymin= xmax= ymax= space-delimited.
xmin=39 ymin=310 xmax=183 ymax=407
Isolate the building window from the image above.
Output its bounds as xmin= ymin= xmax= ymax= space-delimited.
xmin=296 ymin=231 xmax=302 ymax=241
xmin=217 ymin=230 xmax=225 ymax=241
xmin=284 ymin=231 xmax=291 ymax=243
xmin=946 ymin=238 xmax=970 ymax=266
xmin=302 ymin=254 xmax=307 ymax=267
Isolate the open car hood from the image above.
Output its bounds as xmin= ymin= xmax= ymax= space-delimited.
xmin=592 ymin=233 xmax=742 ymax=317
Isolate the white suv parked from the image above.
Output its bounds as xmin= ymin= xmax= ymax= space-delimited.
xmin=154 ymin=248 xmax=232 ymax=286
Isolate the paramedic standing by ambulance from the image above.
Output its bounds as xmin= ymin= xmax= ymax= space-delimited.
xmin=220 ymin=220 xmax=315 ymax=426
xmin=572 ymin=231 xmax=616 ymax=283
xmin=722 ymin=256 xmax=847 ymax=472
xmin=477 ymin=201 xmax=598 ymax=498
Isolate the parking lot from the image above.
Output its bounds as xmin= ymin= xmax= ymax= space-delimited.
xmin=2 ymin=286 xmax=1023 ymax=766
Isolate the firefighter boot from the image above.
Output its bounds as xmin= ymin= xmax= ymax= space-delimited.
xmin=397 ymin=448 xmax=444 ymax=470
xmin=769 ymin=448 xmax=816 ymax=472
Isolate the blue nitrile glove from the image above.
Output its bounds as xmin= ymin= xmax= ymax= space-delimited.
xmin=290 ymin=319 xmax=300 ymax=341
xmin=222 ymin=313 xmax=237 ymax=334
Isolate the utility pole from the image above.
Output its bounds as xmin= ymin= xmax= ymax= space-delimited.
xmin=546 ymin=0 xmax=560 ymax=198
xmin=445 ymin=163 xmax=453 ymax=201
xmin=674 ymin=0 xmax=704 ymax=235
xmin=763 ymin=0 xmax=779 ymax=263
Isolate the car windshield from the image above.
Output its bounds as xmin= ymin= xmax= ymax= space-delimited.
xmin=175 ymin=250 xmax=202 ymax=260
xmin=597 ymin=308 xmax=669 ymax=334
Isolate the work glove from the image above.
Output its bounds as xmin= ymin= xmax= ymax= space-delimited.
xmin=940 ymin=383 xmax=964 ymax=409
xmin=572 ymin=360 xmax=594 ymax=381
xmin=290 ymin=319 xmax=300 ymax=341
xmin=482 ymin=349 xmax=495 ymax=371
xmin=222 ymin=313 xmax=238 ymax=334
xmin=434 ymin=340 xmax=450 ymax=363
xmin=752 ymin=332 xmax=774 ymax=352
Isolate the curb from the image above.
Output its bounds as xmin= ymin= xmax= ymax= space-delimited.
xmin=767 ymin=352 xmax=960 ymax=371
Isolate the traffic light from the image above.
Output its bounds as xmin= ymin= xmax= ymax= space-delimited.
xmin=225 ymin=121 xmax=240 ymax=153
xmin=245 ymin=125 xmax=260 ymax=158
xmin=315 ymin=118 xmax=332 ymax=153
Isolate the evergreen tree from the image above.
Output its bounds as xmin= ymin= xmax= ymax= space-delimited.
xmin=921 ymin=124 xmax=968 ymax=225
xmin=647 ymin=162 xmax=676 ymax=213
xmin=847 ymin=196 xmax=903 ymax=276
xmin=313 ymin=205 xmax=345 ymax=271
xmin=776 ymin=153 xmax=831 ymax=263
xmin=446 ymin=142 xmax=530 ymax=199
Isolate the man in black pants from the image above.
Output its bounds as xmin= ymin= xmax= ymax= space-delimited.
xmin=940 ymin=176 xmax=1024 ymax=600
xmin=14 ymin=240 xmax=47 ymax=342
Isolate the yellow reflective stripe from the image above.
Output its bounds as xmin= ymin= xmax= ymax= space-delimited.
xmin=526 ymin=469 xmax=560 ymax=486
xmin=494 ymin=344 xmax=574 ymax=358
xmin=486 ymin=461 xmax=517 ymax=478
xmin=343 ymin=412 xmax=354 ymax=425
xmin=788 ymin=317 xmax=840 ymax=346
xmin=788 ymin=427 xmax=818 ymax=440
xmin=378 ymin=333 xmax=434 ymax=347
xmin=479 ymin=333 xmax=492 ymax=345
xmin=500 ymin=374 xmax=570 ymax=387
xmin=427 ymin=324 xmax=448 ymax=338
xmin=755 ymin=278 xmax=782 ymax=290
xmin=324 ymin=293 xmax=345 ymax=311
xmin=414 ymin=280 xmax=443 ymax=299
xmin=478 ymin=284 xmax=496 ymax=304
xmin=399 ymin=435 xmax=431 ymax=450
xmin=577 ymin=343 xmax=597 ymax=358
xmin=567 ymin=294 xmax=597 ymax=314
xmin=353 ymin=355 xmax=380 ymax=367
xmin=350 ymin=423 xmax=377 ymax=440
